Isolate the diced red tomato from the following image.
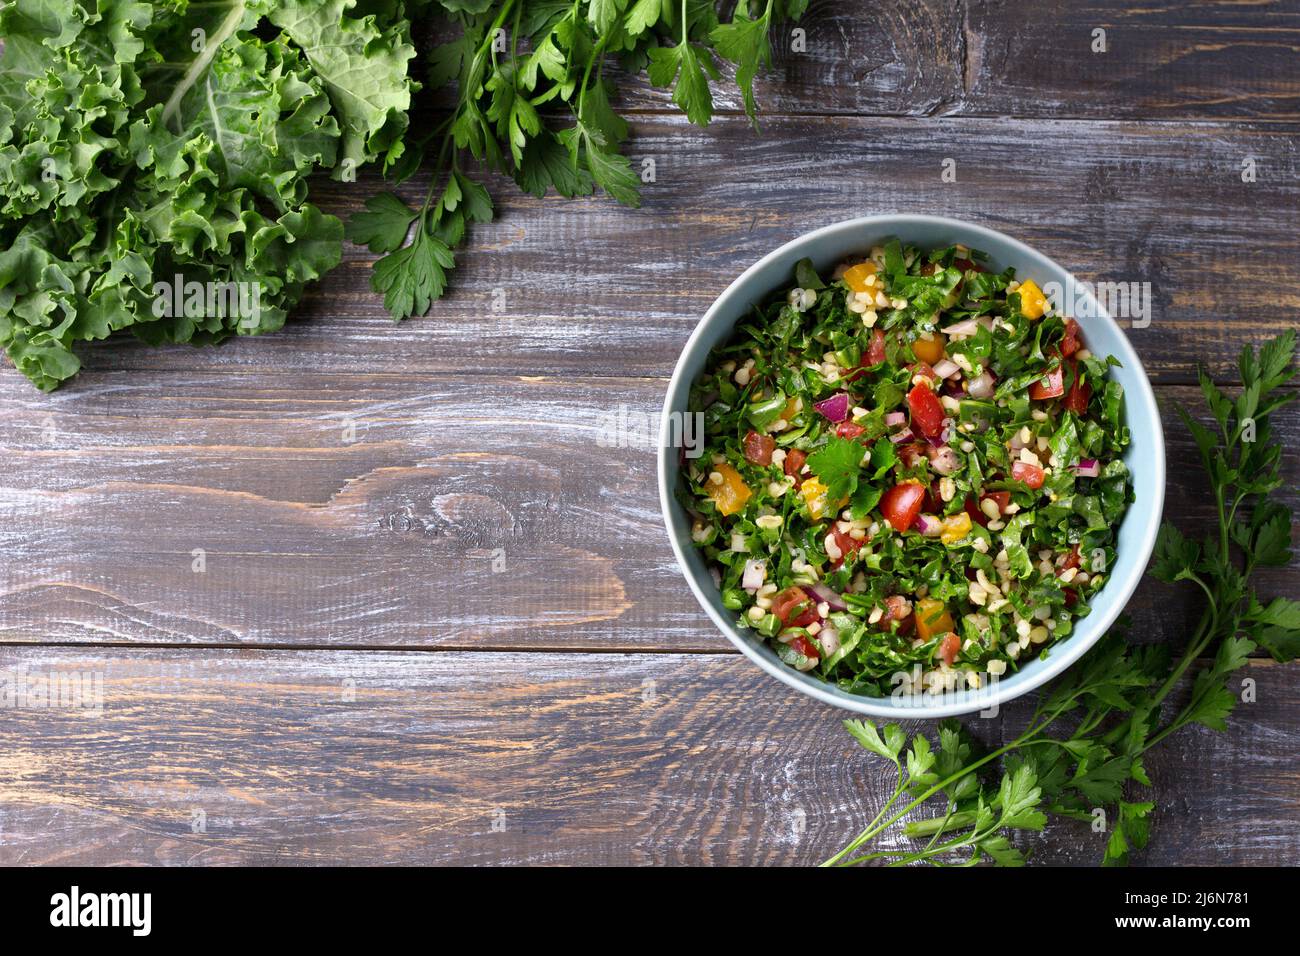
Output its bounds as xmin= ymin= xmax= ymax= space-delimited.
xmin=965 ymin=491 xmax=1010 ymax=528
xmin=983 ymin=491 xmax=1011 ymax=512
xmin=1063 ymin=588 xmax=1079 ymax=609
xmin=922 ymin=257 xmax=984 ymax=275
xmin=880 ymin=594 xmax=915 ymax=635
xmin=866 ymin=328 xmax=887 ymax=366
xmin=1063 ymin=362 xmax=1091 ymax=414
xmin=907 ymin=382 xmax=946 ymax=439
xmin=1028 ymin=364 xmax=1065 ymax=400
xmin=743 ymin=429 xmax=775 ymax=466
xmin=788 ymin=634 xmax=820 ymax=662
xmin=881 ymin=482 xmax=926 ymax=532
xmin=830 ymin=526 xmax=865 ymax=569
xmin=884 ymin=594 xmax=912 ymax=620
xmin=1060 ymin=318 xmax=1083 ymax=358
xmin=938 ymin=632 xmax=961 ymax=667
xmin=783 ymin=449 xmax=807 ymax=489
xmin=967 ymin=494 xmax=1013 ymax=530
xmin=847 ymin=331 xmax=888 ymax=384
xmin=899 ymin=442 xmax=929 ymax=469
xmin=911 ymin=362 xmax=938 ymax=383
xmin=1011 ymin=461 xmax=1046 ymax=489
xmin=772 ymin=587 xmax=819 ymax=628
xmin=923 ymin=480 xmax=944 ymax=514
xmin=1058 ymin=544 xmax=1082 ymax=574
xmin=835 ymin=421 xmax=865 ymax=439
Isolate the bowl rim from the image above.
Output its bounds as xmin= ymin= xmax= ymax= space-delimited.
xmin=656 ymin=214 xmax=1166 ymax=719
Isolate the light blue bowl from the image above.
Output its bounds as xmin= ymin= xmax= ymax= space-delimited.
xmin=658 ymin=215 xmax=1166 ymax=718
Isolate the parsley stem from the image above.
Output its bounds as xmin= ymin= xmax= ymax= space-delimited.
xmin=1128 ymin=570 xmax=1220 ymax=720
xmin=822 ymin=725 xmax=1063 ymax=866
xmin=576 ymin=34 xmax=609 ymax=121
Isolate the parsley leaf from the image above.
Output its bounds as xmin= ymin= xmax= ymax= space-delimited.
xmin=710 ymin=1 xmax=774 ymax=124
xmin=346 ymin=193 xmax=417 ymax=253
xmin=371 ymin=226 xmax=454 ymax=321
xmin=806 ymin=436 xmax=866 ymax=503
xmin=647 ymin=40 xmax=718 ymax=127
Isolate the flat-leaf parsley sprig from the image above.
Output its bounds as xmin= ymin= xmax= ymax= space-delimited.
xmin=824 ymin=330 xmax=1298 ymax=867
xmin=347 ymin=0 xmax=808 ymax=320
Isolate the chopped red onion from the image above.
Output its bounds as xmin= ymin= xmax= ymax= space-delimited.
xmin=927 ymin=445 xmax=961 ymax=475
xmin=816 ymin=627 xmax=841 ymax=657
xmin=940 ymin=317 xmax=980 ymax=338
xmin=940 ymin=316 xmax=992 ymax=338
xmin=914 ymin=514 xmax=943 ymax=536
xmin=808 ymin=582 xmax=848 ymax=612
xmin=1072 ymin=459 xmax=1101 ymax=478
xmin=967 ymin=370 xmax=995 ymax=399
xmin=813 ymin=392 xmax=851 ymax=423
xmin=884 ymin=410 xmax=907 ymax=427
xmin=889 ymin=427 xmax=915 ymax=444
xmin=926 ymin=418 xmax=955 ymax=446
xmin=933 ymin=358 xmax=960 ymax=379
xmin=742 ymin=559 xmax=767 ymax=591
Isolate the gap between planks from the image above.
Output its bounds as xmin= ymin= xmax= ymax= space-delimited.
xmin=0 ymin=638 xmax=1260 ymax=668
xmin=14 ymin=365 xmax=1296 ymax=390
xmin=589 ymin=108 xmax=1300 ymax=127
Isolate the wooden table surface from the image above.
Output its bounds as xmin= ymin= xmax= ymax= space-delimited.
xmin=1 ymin=1 xmax=1297 ymax=866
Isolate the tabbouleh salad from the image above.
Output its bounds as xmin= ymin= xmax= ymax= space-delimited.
xmin=681 ymin=241 xmax=1132 ymax=697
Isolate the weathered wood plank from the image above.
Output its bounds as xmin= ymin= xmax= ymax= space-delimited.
xmin=962 ymin=0 xmax=1300 ymax=121
xmin=0 ymin=647 xmax=1292 ymax=865
xmin=31 ymin=115 xmax=1295 ymax=390
xmin=0 ymin=375 xmax=1293 ymax=650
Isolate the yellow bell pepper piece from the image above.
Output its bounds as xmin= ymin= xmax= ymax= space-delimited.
xmin=912 ymin=333 xmax=946 ymax=365
xmin=939 ymin=511 xmax=972 ymax=545
xmin=842 ymin=261 xmax=879 ymax=294
xmin=1017 ymin=279 xmax=1047 ymax=320
xmin=706 ymin=463 xmax=751 ymax=516
xmin=915 ymin=597 xmax=955 ymax=641
xmin=799 ymin=476 xmax=829 ymax=520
